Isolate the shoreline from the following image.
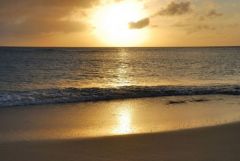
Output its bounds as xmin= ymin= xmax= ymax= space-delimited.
xmin=1 ymin=122 xmax=240 ymax=161
xmin=1 ymin=84 xmax=240 ymax=108
xmin=0 ymin=95 xmax=240 ymax=142
xmin=1 ymin=95 xmax=240 ymax=161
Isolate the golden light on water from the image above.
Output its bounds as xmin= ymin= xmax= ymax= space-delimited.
xmin=114 ymin=51 xmax=131 ymax=87
xmin=113 ymin=107 xmax=133 ymax=135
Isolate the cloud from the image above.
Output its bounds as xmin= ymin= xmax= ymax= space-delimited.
xmin=0 ymin=19 xmax=87 ymax=36
xmin=128 ymin=1 xmax=192 ymax=30
xmin=173 ymin=21 xmax=217 ymax=34
xmin=199 ymin=9 xmax=223 ymax=21
xmin=157 ymin=1 xmax=192 ymax=16
xmin=0 ymin=0 xmax=99 ymax=37
xmin=206 ymin=9 xmax=223 ymax=18
xmin=172 ymin=7 xmax=223 ymax=34
xmin=187 ymin=24 xmax=216 ymax=34
xmin=0 ymin=0 xmax=99 ymax=9
xmin=128 ymin=18 xmax=150 ymax=29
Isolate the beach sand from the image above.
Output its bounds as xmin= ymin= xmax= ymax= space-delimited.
xmin=0 ymin=95 xmax=240 ymax=161
xmin=1 ymin=122 xmax=240 ymax=161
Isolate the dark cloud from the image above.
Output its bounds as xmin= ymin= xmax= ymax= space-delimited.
xmin=158 ymin=1 xmax=192 ymax=16
xmin=128 ymin=18 xmax=150 ymax=29
xmin=0 ymin=0 xmax=99 ymax=38
xmin=128 ymin=1 xmax=192 ymax=30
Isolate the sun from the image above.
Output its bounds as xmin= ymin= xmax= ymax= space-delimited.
xmin=91 ymin=1 xmax=149 ymax=46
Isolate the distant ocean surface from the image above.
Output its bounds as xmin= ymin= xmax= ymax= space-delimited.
xmin=0 ymin=47 xmax=240 ymax=107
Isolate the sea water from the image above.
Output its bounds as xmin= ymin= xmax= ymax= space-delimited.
xmin=0 ymin=47 xmax=239 ymax=107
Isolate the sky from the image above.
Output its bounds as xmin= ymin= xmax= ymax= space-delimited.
xmin=0 ymin=0 xmax=240 ymax=47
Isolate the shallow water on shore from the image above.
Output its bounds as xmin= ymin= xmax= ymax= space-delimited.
xmin=0 ymin=95 xmax=240 ymax=142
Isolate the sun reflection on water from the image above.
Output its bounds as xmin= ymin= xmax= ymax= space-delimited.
xmin=113 ymin=51 xmax=132 ymax=87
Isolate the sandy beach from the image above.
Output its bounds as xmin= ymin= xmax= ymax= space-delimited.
xmin=1 ymin=122 xmax=240 ymax=161
xmin=0 ymin=1 xmax=240 ymax=159
xmin=0 ymin=95 xmax=240 ymax=161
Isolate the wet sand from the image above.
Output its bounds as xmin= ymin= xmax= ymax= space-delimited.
xmin=0 ymin=95 xmax=240 ymax=161
xmin=1 ymin=122 xmax=240 ymax=161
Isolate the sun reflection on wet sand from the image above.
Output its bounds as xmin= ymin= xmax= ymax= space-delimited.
xmin=1 ymin=96 xmax=240 ymax=142
xmin=113 ymin=106 xmax=133 ymax=135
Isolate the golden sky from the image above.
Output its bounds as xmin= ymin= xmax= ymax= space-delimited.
xmin=0 ymin=0 xmax=240 ymax=47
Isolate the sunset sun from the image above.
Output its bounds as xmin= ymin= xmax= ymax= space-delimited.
xmin=92 ymin=1 xmax=149 ymax=46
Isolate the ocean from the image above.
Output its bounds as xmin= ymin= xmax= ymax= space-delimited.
xmin=0 ymin=47 xmax=240 ymax=107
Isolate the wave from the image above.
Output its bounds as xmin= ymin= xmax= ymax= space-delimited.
xmin=0 ymin=85 xmax=240 ymax=107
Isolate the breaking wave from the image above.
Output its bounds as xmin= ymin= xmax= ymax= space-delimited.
xmin=0 ymin=85 xmax=240 ymax=107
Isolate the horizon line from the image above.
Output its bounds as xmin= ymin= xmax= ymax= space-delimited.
xmin=0 ymin=45 xmax=240 ymax=48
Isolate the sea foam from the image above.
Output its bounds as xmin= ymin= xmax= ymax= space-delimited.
xmin=0 ymin=85 xmax=239 ymax=107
